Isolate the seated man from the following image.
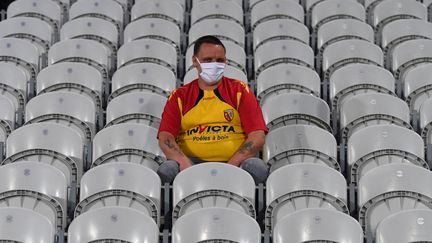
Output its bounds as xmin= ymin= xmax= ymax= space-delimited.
xmin=157 ymin=35 xmax=268 ymax=184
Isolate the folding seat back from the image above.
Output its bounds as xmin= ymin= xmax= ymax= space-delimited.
xmin=117 ymin=39 xmax=177 ymax=76
xmin=191 ymin=0 xmax=244 ymax=26
xmin=265 ymin=163 xmax=348 ymax=230
xmin=172 ymin=208 xmax=261 ymax=243
xmin=25 ymin=92 xmax=97 ymax=143
xmin=376 ymin=209 xmax=432 ymax=243
xmin=0 ymin=38 xmax=40 ymax=83
xmin=340 ymin=93 xmax=411 ymax=142
xmin=305 ymin=0 xmax=359 ymax=26
xmin=69 ymin=0 xmax=124 ymax=35
xmin=330 ymin=64 xmax=395 ymax=103
xmin=250 ymin=0 xmax=300 ymax=11
xmin=185 ymin=41 xmax=246 ymax=74
xmin=316 ymin=19 xmax=374 ymax=69
xmin=250 ymin=0 xmax=304 ymax=31
xmin=273 ymin=208 xmax=363 ymax=243
xmin=4 ymin=123 xmax=84 ymax=186
xmin=253 ymin=19 xmax=309 ymax=52
xmin=0 ymin=17 xmax=54 ymax=55
xmin=60 ymin=17 xmax=119 ymax=58
xmin=0 ymin=162 xmax=67 ymax=231
xmin=392 ymin=39 xmax=432 ymax=93
xmin=106 ymin=91 xmax=166 ymax=128
xmin=68 ymin=207 xmax=159 ymax=243
xmin=110 ymin=63 xmax=175 ymax=101
xmin=404 ymin=64 xmax=432 ymax=113
xmin=372 ymin=0 xmax=427 ymax=43
xmin=7 ymin=0 xmax=62 ymax=34
xmin=311 ymin=0 xmax=365 ymax=38
xmin=322 ymin=39 xmax=383 ymax=83
xmin=194 ymin=0 xmax=242 ymax=8
xmin=381 ymin=19 xmax=432 ymax=69
xmin=0 ymin=63 xmax=29 ymax=119
xmin=48 ymin=39 xmax=110 ymax=81
xmin=256 ymin=64 xmax=320 ymax=105
xmin=264 ymin=125 xmax=339 ymax=173
xmin=92 ymin=123 xmax=164 ymax=171
xmin=0 ymin=207 xmax=54 ymax=242
xmin=37 ymin=62 xmax=104 ymax=110
xmin=172 ymin=163 xmax=256 ymax=221
xmin=183 ymin=66 xmax=247 ymax=85
xmin=188 ymin=19 xmax=245 ymax=49
xmin=317 ymin=19 xmax=374 ymax=51
xmin=131 ymin=0 xmax=184 ymax=30
xmin=358 ymin=163 xmax=432 ymax=240
xmin=330 ymin=64 xmax=395 ymax=127
xmin=124 ymin=18 xmax=181 ymax=56
xmin=262 ymin=93 xmax=331 ymax=132
xmin=75 ymin=162 xmax=161 ymax=225
xmin=76 ymin=0 xmax=128 ymax=27
xmin=254 ymin=40 xmax=314 ymax=77
xmin=348 ymin=124 xmax=427 ymax=186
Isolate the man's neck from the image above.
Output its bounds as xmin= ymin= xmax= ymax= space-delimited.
xmin=197 ymin=77 xmax=222 ymax=90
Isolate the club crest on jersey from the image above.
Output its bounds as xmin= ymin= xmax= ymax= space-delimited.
xmin=224 ymin=109 xmax=234 ymax=122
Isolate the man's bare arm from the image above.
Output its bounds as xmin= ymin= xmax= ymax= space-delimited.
xmin=158 ymin=131 xmax=193 ymax=171
xmin=227 ymin=130 xmax=266 ymax=167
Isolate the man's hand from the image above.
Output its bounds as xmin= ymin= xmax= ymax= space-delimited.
xmin=227 ymin=130 xmax=266 ymax=167
xmin=159 ymin=131 xmax=193 ymax=171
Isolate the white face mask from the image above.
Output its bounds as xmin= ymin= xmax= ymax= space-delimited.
xmin=196 ymin=58 xmax=225 ymax=85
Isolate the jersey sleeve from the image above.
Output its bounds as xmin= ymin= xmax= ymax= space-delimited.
xmin=237 ymin=84 xmax=268 ymax=134
xmin=157 ymin=90 xmax=182 ymax=138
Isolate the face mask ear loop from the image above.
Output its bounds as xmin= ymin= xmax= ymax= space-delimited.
xmin=195 ymin=57 xmax=201 ymax=68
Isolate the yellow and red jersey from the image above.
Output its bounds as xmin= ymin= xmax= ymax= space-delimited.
xmin=158 ymin=76 xmax=268 ymax=161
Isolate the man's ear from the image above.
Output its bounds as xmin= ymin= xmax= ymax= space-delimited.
xmin=192 ymin=55 xmax=198 ymax=67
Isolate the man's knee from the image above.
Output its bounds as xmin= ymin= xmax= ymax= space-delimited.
xmin=157 ymin=160 xmax=180 ymax=184
xmin=240 ymin=158 xmax=269 ymax=185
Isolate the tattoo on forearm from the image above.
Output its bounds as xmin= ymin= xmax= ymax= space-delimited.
xmin=239 ymin=141 xmax=254 ymax=154
xmin=164 ymin=139 xmax=184 ymax=155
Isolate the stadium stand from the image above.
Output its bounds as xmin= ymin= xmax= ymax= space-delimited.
xmin=1 ymin=0 xmax=432 ymax=242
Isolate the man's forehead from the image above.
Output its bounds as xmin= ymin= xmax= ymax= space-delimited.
xmin=197 ymin=43 xmax=226 ymax=56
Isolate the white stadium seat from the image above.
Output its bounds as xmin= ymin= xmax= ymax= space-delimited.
xmin=172 ymin=162 xmax=256 ymax=221
xmin=92 ymin=123 xmax=164 ymax=171
xmin=264 ymin=124 xmax=339 ymax=173
xmin=0 ymin=162 xmax=67 ymax=231
xmin=273 ymin=208 xmax=363 ymax=243
xmin=75 ymin=162 xmax=161 ymax=225
xmin=0 ymin=207 xmax=55 ymax=242
xmin=172 ymin=208 xmax=261 ymax=243
xmin=266 ymin=163 xmax=348 ymax=230
xmin=68 ymin=207 xmax=159 ymax=243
